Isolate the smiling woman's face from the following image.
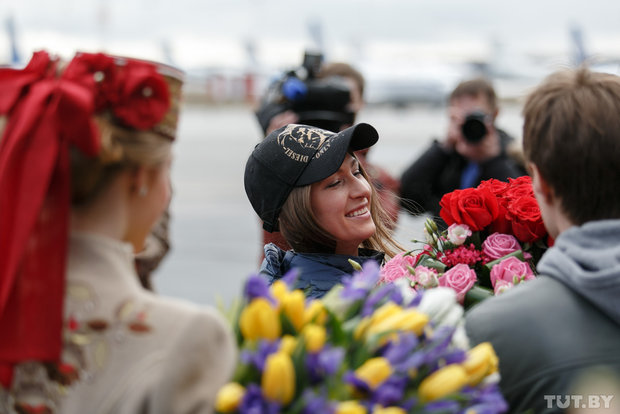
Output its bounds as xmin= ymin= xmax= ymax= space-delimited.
xmin=310 ymin=153 xmax=376 ymax=255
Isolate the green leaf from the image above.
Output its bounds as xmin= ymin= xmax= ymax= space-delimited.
xmin=417 ymin=255 xmax=447 ymax=272
xmin=484 ymin=250 xmax=525 ymax=270
xmin=464 ymin=285 xmax=494 ymax=309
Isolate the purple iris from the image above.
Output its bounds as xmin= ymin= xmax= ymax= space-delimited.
xmin=407 ymin=288 xmax=424 ymax=307
xmin=462 ymin=384 xmax=509 ymax=414
xmin=243 ymin=274 xmax=276 ymax=304
xmin=301 ymin=390 xmax=336 ymax=414
xmin=340 ymin=261 xmax=381 ymax=301
xmin=420 ymin=326 xmax=464 ymax=368
xmin=361 ymin=283 xmax=404 ymax=317
xmin=371 ymin=376 xmax=408 ymax=407
xmin=238 ymin=384 xmax=280 ymax=414
xmin=423 ymin=400 xmax=462 ymax=413
xmin=281 ymin=268 xmax=301 ymax=288
xmin=344 ymin=369 xmax=408 ymax=408
xmin=306 ymin=346 xmax=345 ymax=384
xmin=381 ymin=332 xmax=419 ymax=369
xmin=240 ymin=340 xmax=280 ymax=371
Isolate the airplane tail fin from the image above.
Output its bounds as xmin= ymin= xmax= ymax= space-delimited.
xmin=5 ymin=14 xmax=21 ymax=65
xmin=569 ymin=24 xmax=588 ymax=66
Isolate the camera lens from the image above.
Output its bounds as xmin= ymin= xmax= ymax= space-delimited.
xmin=461 ymin=111 xmax=488 ymax=144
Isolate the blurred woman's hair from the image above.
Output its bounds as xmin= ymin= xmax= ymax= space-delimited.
xmin=70 ymin=118 xmax=172 ymax=206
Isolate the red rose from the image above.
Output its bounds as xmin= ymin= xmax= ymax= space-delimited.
xmin=112 ymin=61 xmax=170 ymax=130
xmin=62 ymin=52 xmax=118 ymax=111
xmin=504 ymin=179 xmax=534 ymax=202
xmin=439 ymin=187 xmax=500 ymax=232
xmin=506 ymin=196 xmax=547 ymax=243
xmin=478 ymin=179 xmax=509 ymax=197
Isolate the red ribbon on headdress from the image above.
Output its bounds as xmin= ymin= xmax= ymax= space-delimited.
xmin=0 ymin=51 xmax=101 ymax=386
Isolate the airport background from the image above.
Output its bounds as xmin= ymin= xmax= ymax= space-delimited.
xmin=1 ymin=0 xmax=619 ymax=305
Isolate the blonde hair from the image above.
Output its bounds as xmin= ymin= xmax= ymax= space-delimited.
xmin=70 ymin=118 xmax=172 ymax=206
xmin=279 ymin=160 xmax=403 ymax=258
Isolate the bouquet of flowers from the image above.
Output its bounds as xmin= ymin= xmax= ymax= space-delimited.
xmin=215 ymin=262 xmax=507 ymax=414
xmin=381 ymin=176 xmax=550 ymax=307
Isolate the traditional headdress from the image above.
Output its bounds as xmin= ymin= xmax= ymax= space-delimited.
xmin=0 ymin=51 xmax=183 ymax=386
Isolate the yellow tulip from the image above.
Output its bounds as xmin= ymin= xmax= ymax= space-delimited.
xmin=239 ymin=298 xmax=281 ymax=341
xmin=370 ymin=302 xmax=403 ymax=325
xmin=215 ymin=382 xmax=245 ymax=412
xmin=302 ymin=324 xmax=326 ymax=352
xmin=366 ymin=308 xmax=429 ymax=338
xmin=355 ymin=302 xmax=402 ymax=339
xmin=336 ymin=400 xmax=368 ymax=414
xmin=279 ymin=334 xmax=298 ymax=355
xmin=354 ymin=357 xmax=393 ymax=390
xmin=280 ymin=289 xmax=306 ymax=331
xmin=304 ymin=300 xmax=328 ymax=325
xmin=462 ymin=342 xmax=499 ymax=386
xmin=354 ymin=316 xmax=372 ymax=340
xmin=418 ymin=364 xmax=468 ymax=402
xmin=271 ymin=280 xmax=289 ymax=304
xmin=262 ymin=351 xmax=295 ymax=405
xmin=372 ymin=407 xmax=406 ymax=414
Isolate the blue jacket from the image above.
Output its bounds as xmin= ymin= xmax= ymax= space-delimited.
xmin=259 ymin=243 xmax=385 ymax=298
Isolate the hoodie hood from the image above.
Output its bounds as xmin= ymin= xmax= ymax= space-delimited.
xmin=537 ymin=219 xmax=620 ymax=323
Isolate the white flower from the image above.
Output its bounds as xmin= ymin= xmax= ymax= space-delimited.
xmin=415 ymin=266 xmax=439 ymax=289
xmin=417 ymin=287 xmax=470 ymax=350
xmin=447 ymin=224 xmax=472 ymax=246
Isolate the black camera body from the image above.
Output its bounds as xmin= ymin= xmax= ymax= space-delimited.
xmin=255 ymin=52 xmax=354 ymax=134
xmin=461 ymin=111 xmax=489 ymax=144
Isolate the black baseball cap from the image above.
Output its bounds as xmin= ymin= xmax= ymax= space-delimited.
xmin=244 ymin=123 xmax=379 ymax=232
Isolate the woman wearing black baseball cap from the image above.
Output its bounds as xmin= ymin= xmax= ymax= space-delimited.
xmin=244 ymin=123 xmax=403 ymax=298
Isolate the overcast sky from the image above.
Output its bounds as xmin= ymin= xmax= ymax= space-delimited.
xmin=2 ymin=0 xmax=620 ymax=71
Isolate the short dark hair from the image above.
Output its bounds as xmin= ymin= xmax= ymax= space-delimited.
xmin=522 ymin=67 xmax=620 ymax=223
xmin=318 ymin=62 xmax=365 ymax=97
xmin=449 ymin=78 xmax=497 ymax=112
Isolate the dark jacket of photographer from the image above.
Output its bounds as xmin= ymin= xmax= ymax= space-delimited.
xmin=399 ymin=128 xmax=525 ymax=221
xmin=259 ymin=243 xmax=384 ymax=299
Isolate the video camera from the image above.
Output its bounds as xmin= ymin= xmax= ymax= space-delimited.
xmin=255 ymin=51 xmax=355 ymax=134
xmin=461 ymin=111 xmax=490 ymax=144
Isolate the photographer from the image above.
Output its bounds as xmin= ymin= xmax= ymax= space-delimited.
xmin=400 ymin=78 xmax=526 ymax=223
xmin=253 ymin=53 xmax=400 ymax=260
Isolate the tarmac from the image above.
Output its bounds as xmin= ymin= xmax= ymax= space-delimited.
xmin=154 ymin=101 xmax=525 ymax=306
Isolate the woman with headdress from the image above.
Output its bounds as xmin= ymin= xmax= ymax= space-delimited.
xmin=0 ymin=51 xmax=235 ymax=413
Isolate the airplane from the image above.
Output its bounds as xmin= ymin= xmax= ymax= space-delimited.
xmin=2 ymin=14 xmax=22 ymax=66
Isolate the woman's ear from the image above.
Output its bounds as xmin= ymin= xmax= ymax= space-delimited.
xmin=128 ymin=166 xmax=150 ymax=197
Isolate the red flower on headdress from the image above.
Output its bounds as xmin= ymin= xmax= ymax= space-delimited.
xmin=112 ymin=60 xmax=170 ymax=130
xmin=62 ymin=52 xmax=118 ymax=111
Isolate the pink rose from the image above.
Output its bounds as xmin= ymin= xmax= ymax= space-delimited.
xmin=438 ymin=263 xmax=477 ymax=304
xmin=380 ymin=252 xmax=416 ymax=284
xmin=482 ymin=233 xmax=522 ymax=261
xmin=493 ymin=279 xmax=514 ymax=295
xmin=413 ymin=266 xmax=439 ymax=290
xmin=489 ymin=256 xmax=535 ymax=288
xmin=447 ymin=224 xmax=472 ymax=246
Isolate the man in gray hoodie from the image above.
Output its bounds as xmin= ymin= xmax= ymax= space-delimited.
xmin=465 ymin=67 xmax=620 ymax=413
